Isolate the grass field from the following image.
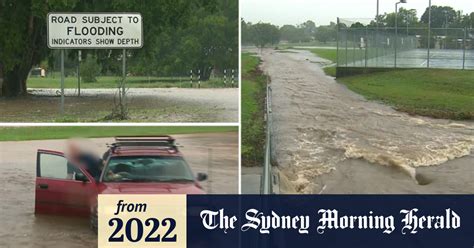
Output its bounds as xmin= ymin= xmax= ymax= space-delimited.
xmin=306 ymin=48 xmax=337 ymax=62
xmin=27 ymin=76 xmax=232 ymax=89
xmin=242 ymin=53 xmax=266 ymax=167
xmin=301 ymin=48 xmax=337 ymax=77
xmin=0 ymin=126 xmax=237 ymax=141
xmin=339 ymin=69 xmax=474 ymax=120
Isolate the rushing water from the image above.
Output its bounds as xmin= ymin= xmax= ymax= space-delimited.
xmin=0 ymin=134 xmax=238 ymax=247
xmin=260 ymin=49 xmax=474 ymax=194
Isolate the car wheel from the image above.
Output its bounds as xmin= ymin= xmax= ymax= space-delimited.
xmin=90 ymin=206 xmax=98 ymax=234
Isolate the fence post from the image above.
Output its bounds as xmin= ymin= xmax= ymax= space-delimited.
xmin=463 ymin=27 xmax=467 ymax=70
xmin=224 ymin=69 xmax=227 ymax=87
xmin=336 ymin=17 xmax=340 ymax=68
xmin=190 ymin=70 xmax=193 ymax=88
xmin=198 ymin=69 xmax=201 ymax=89
xmin=365 ymin=27 xmax=368 ymax=68
xmin=345 ymin=29 xmax=348 ymax=68
xmin=232 ymin=69 xmax=235 ymax=88
xmin=352 ymin=32 xmax=356 ymax=66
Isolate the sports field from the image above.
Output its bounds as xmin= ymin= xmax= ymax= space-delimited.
xmin=339 ymin=48 xmax=474 ymax=69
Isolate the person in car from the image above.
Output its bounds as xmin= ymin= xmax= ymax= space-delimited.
xmin=66 ymin=139 xmax=101 ymax=180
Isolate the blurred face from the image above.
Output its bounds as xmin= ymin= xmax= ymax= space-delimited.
xmin=67 ymin=140 xmax=81 ymax=158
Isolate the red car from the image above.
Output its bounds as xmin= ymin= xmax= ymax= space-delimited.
xmin=34 ymin=136 xmax=207 ymax=231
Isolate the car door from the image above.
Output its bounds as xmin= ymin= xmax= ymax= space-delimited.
xmin=35 ymin=149 xmax=97 ymax=217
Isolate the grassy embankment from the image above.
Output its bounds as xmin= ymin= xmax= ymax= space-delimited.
xmin=339 ymin=69 xmax=474 ymax=120
xmin=304 ymin=48 xmax=337 ymax=77
xmin=296 ymin=48 xmax=473 ymax=120
xmin=0 ymin=126 xmax=237 ymax=141
xmin=242 ymin=53 xmax=266 ymax=167
xmin=27 ymin=76 xmax=231 ymax=89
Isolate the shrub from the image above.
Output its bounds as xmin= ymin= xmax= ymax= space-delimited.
xmin=81 ymin=54 xmax=101 ymax=83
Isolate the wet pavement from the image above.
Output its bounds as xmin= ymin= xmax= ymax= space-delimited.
xmin=0 ymin=132 xmax=238 ymax=247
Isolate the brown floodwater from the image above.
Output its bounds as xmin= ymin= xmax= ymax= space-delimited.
xmin=0 ymin=88 xmax=238 ymax=122
xmin=0 ymin=133 xmax=238 ymax=247
xmin=256 ymin=48 xmax=474 ymax=194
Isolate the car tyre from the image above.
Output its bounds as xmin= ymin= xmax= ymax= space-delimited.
xmin=90 ymin=206 xmax=98 ymax=234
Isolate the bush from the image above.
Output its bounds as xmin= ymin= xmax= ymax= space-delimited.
xmin=81 ymin=54 xmax=101 ymax=83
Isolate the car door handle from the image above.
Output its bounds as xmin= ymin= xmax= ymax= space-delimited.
xmin=38 ymin=184 xmax=49 ymax=189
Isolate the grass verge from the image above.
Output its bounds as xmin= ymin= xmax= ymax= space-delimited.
xmin=242 ymin=53 xmax=266 ymax=167
xmin=301 ymin=48 xmax=337 ymax=77
xmin=338 ymin=69 xmax=474 ymax=120
xmin=0 ymin=126 xmax=237 ymax=141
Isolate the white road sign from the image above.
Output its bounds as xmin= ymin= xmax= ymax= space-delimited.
xmin=47 ymin=13 xmax=143 ymax=49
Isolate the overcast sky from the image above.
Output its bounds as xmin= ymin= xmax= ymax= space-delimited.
xmin=241 ymin=0 xmax=474 ymax=26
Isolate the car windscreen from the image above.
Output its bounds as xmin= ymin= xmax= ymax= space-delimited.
xmin=102 ymin=156 xmax=195 ymax=183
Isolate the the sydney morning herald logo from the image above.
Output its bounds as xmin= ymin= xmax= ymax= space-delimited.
xmin=200 ymin=208 xmax=460 ymax=235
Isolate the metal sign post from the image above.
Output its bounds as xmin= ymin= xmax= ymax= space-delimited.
xmin=60 ymin=49 xmax=65 ymax=115
xmin=47 ymin=12 xmax=143 ymax=117
xmin=77 ymin=50 xmax=81 ymax=97
xmin=122 ymin=49 xmax=126 ymax=99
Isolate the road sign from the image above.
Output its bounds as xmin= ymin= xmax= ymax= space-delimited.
xmin=47 ymin=13 xmax=143 ymax=49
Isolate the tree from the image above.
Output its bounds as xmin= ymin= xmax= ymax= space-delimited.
xmin=251 ymin=23 xmax=280 ymax=49
xmin=0 ymin=0 xmax=238 ymax=96
xmin=81 ymin=54 xmax=101 ymax=83
xmin=299 ymin=20 xmax=317 ymax=41
xmin=280 ymin=25 xmax=304 ymax=43
xmin=421 ymin=6 xmax=457 ymax=28
xmin=316 ymin=23 xmax=337 ymax=44
xmin=0 ymin=0 xmax=77 ymax=96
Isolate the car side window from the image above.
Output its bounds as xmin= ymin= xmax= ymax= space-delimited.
xmin=39 ymin=153 xmax=81 ymax=180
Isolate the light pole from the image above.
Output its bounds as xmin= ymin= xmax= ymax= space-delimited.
xmin=395 ymin=0 xmax=407 ymax=68
xmin=427 ymin=0 xmax=431 ymax=68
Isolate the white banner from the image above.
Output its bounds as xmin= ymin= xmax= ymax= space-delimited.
xmin=47 ymin=13 xmax=143 ymax=49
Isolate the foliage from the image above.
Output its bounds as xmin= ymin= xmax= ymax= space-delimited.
xmin=251 ymin=23 xmax=280 ymax=48
xmin=242 ymin=53 xmax=266 ymax=166
xmin=0 ymin=0 xmax=238 ymax=96
xmin=81 ymin=54 xmax=101 ymax=83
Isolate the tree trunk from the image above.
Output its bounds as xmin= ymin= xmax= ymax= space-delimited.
xmin=2 ymin=65 xmax=28 ymax=97
xmin=0 ymin=15 xmax=41 ymax=97
xmin=0 ymin=62 xmax=3 ymax=96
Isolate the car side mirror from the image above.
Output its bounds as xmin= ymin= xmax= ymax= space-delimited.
xmin=75 ymin=172 xmax=89 ymax=183
xmin=197 ymin=173 xmax=208 ymax=182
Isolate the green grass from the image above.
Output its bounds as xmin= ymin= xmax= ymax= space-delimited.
xmin=306 ymin=48 xmax=337 ymax=62
xmin=242 ymin=53 xmax=266 ymax=167
xmin=0 ymin=126 xmax=237 ymax=141
xmin=27 ymin=76 xmax=231 ymax=89
xmin=323 ymin=66 xmax=337 ymax=77
xmin=296 ymin=48 xmax=337 ymax=77
xmin=339 ymin=69 xmax=474 ymax=120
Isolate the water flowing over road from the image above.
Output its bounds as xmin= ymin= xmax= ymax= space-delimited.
xmin=259 ymin=49 xmax=474 ymax=194
xmin=0 ymin=133 xmax=238 ymax=247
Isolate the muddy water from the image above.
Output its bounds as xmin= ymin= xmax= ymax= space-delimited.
xmin=0 ymin=88 xmax=238 ymax=122
xmin=259 ymin=49 xmax=474 ymax=194
xmin=0 ymin=133 xmax=238 ymax=247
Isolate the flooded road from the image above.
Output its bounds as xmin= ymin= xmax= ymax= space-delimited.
xmin=0 ymin=88 xmax=238 ymax=122
xmin=258 ymin=49 xmax=474 ymax=194
xmin=0 ymin=133 xmax=238 ymax=247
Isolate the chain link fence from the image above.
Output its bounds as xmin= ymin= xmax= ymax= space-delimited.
xmin=337 ymin=20 xmax=474 ymax=70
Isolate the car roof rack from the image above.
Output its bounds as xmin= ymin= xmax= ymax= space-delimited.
xmin=108 ymin=136 xmax=178 ymax=152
